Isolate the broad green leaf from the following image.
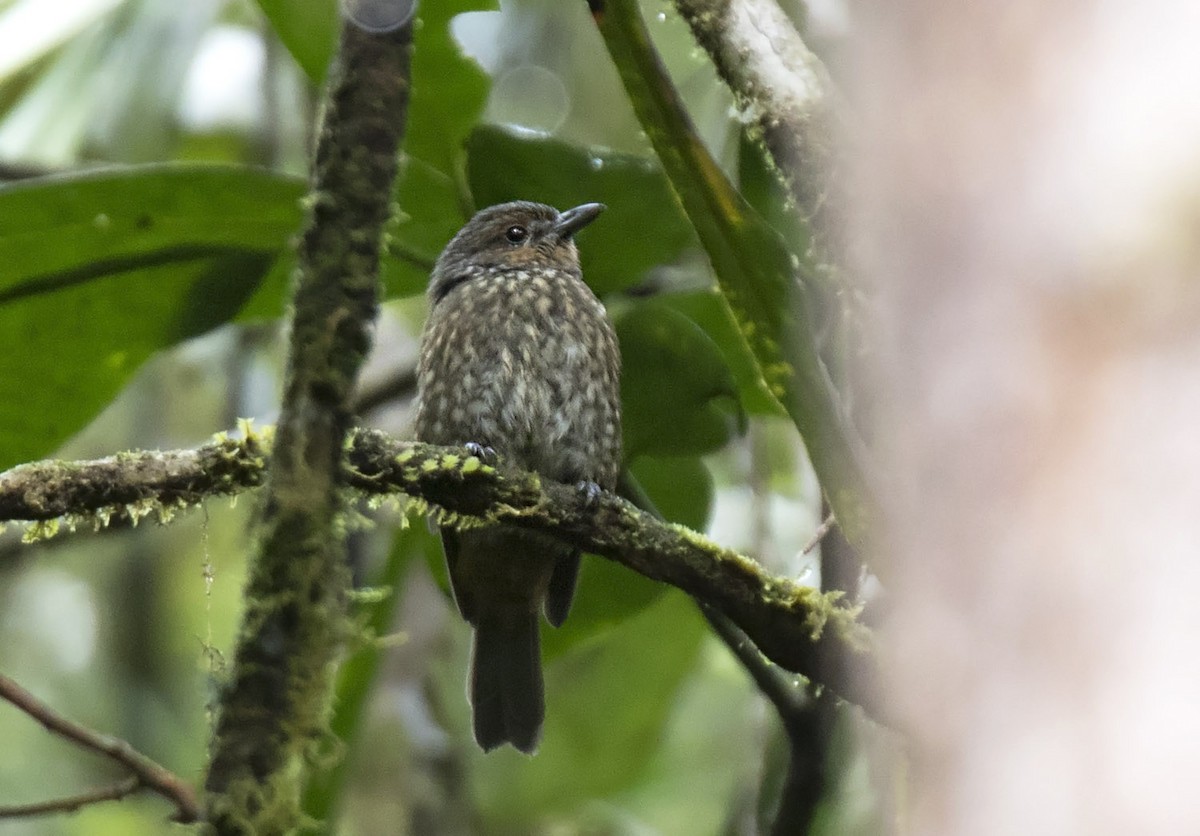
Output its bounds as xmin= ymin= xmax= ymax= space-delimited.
xmin=541 ymin=556 xmax=664 ymax=661
xmin=406 ymin=0 xmax=493 ymax=177
xmin=0 ymin=165 xmax=303 ymax=468
xmin=255 ymin=0 xmax=491 ymax=177
xmin=616 ymin=301 xmax=745 ymax=459
xmin=627 ymin=454 xmax=713 ymax=533
xmin=233 ymin=250 xmax=295 ymax=321
xmin=472 ymin=590 xmax=706 ymax=823
xmin=0 ymin=165 xmax=303 ymax=279
xmin=465 ymin=124 xmax=700 ymax=294
xmin=238 ymin=156 xmax=462 ymax=317
xmin=254 ymin=0 xmax=338 ymax=83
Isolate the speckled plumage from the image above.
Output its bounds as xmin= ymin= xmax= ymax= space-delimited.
xmin=415 ymin=201 xmax=621 ymax=754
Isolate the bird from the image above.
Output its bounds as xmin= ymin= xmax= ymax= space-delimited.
xmin=415 ymin=201 xmax=622 ymax=754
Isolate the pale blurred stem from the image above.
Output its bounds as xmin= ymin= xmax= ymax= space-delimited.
xmin=670 ymin=0 xmax=839 ymax=237
xmin=201 ymin=18 xmax=412 ymax=836
xmin=258 ymin=23 xmax=284 ymax=168
xmin=589 ymin=0 xmax=877 ymax=550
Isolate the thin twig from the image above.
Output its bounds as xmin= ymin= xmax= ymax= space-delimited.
xmin=802 ymin=512 xmax=836 ymax=555
xmin=352 ymin=366 xmax=418 ymax=415
xmin=0 ymin=777 xmax=140 ymax=818
xmin=0 ymin=674 xmax=200 ymax=822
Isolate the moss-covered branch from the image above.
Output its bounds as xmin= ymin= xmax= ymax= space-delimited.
xmin=0 ymin=424 xmax=269 ymax=529
xmin=200 ymin=16 xmax=413 ymax=835
xmin=0 ymin=427 xmax=882 ymax=720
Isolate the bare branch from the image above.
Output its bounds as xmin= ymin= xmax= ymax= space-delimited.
xmin=0 ymin=674 xmax=199 ymax=822
xmin=0 ymin=777 xmax=141 ymax=818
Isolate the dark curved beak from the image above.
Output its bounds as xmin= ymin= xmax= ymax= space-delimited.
xmin=553 ymin=202 xmax=605 ymax=239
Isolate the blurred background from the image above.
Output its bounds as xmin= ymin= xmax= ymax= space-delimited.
xmin=0 ymin=1 xmax=886 ymax=834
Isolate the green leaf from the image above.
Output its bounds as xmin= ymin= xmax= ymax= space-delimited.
xmin=541 ymin=556 xmax=665 ymax=661
xmin=377 ymin=0 xmax=497 ymax=299
xmin=627 ymin=455 xmax=713 ymax=533
xmin=239 ymin=156 xmax=461 ymax=315
xmin=406 ymin=0 xmax=494 ymax=178
xmin=255 ymin=0 xmax=492 ymax=176
xmin=465 ymin=124 xmax=700 ymax=294
xmin=471 ymin=591 xmax=706 ymax=823
xmin=0 ymin=165 xmax=304 ymax=468
xmin=254 ymin=0 xmax=338 ymax=83
xmin=382 ymin=156 xmax=464 ymax=298
xmin=616 ymin=301 xmax=745 ymax=459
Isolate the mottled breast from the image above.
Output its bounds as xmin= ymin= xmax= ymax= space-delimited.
xmin=415 ymin=266 xmax=622 ymax=488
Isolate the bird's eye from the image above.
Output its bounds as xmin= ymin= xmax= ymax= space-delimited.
xmin=505 ymin=225 xmax=528 ymax=244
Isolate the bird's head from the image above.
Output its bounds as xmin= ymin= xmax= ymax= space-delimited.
xmin=429 ymin=201 xmax=604 ymax=305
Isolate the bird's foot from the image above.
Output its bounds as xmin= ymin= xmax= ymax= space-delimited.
xmin=463 ymin=442 xmax=498 ymax=464
xmin=576 ymin=480 xmax=604 ymax=508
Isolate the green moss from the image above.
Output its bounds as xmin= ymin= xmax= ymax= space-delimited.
xmin=21 ymin=518 xmax=59 ymax=543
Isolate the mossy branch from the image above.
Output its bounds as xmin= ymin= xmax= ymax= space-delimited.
xmin=198 ymin=16 xmax=413 ymax=835
xmin=0 ymin=426 xmax=882 ymax=720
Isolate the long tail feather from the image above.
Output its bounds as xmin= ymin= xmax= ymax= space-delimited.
xmin=469 ymin=613 xmax=544 ymax=753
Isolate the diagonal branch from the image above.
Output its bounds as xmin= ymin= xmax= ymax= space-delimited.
xmin=0 ymin=674 xmax=199 ymax=822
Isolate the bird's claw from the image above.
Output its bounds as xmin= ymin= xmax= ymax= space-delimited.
xmin=576 ymin=480 xmax=603 ymax=508
xmin=463 ymin=442 xmax=498 ymax=463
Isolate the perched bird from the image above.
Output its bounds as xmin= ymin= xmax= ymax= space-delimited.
xmin=415 ymin=201 xmax=622 ymax=754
